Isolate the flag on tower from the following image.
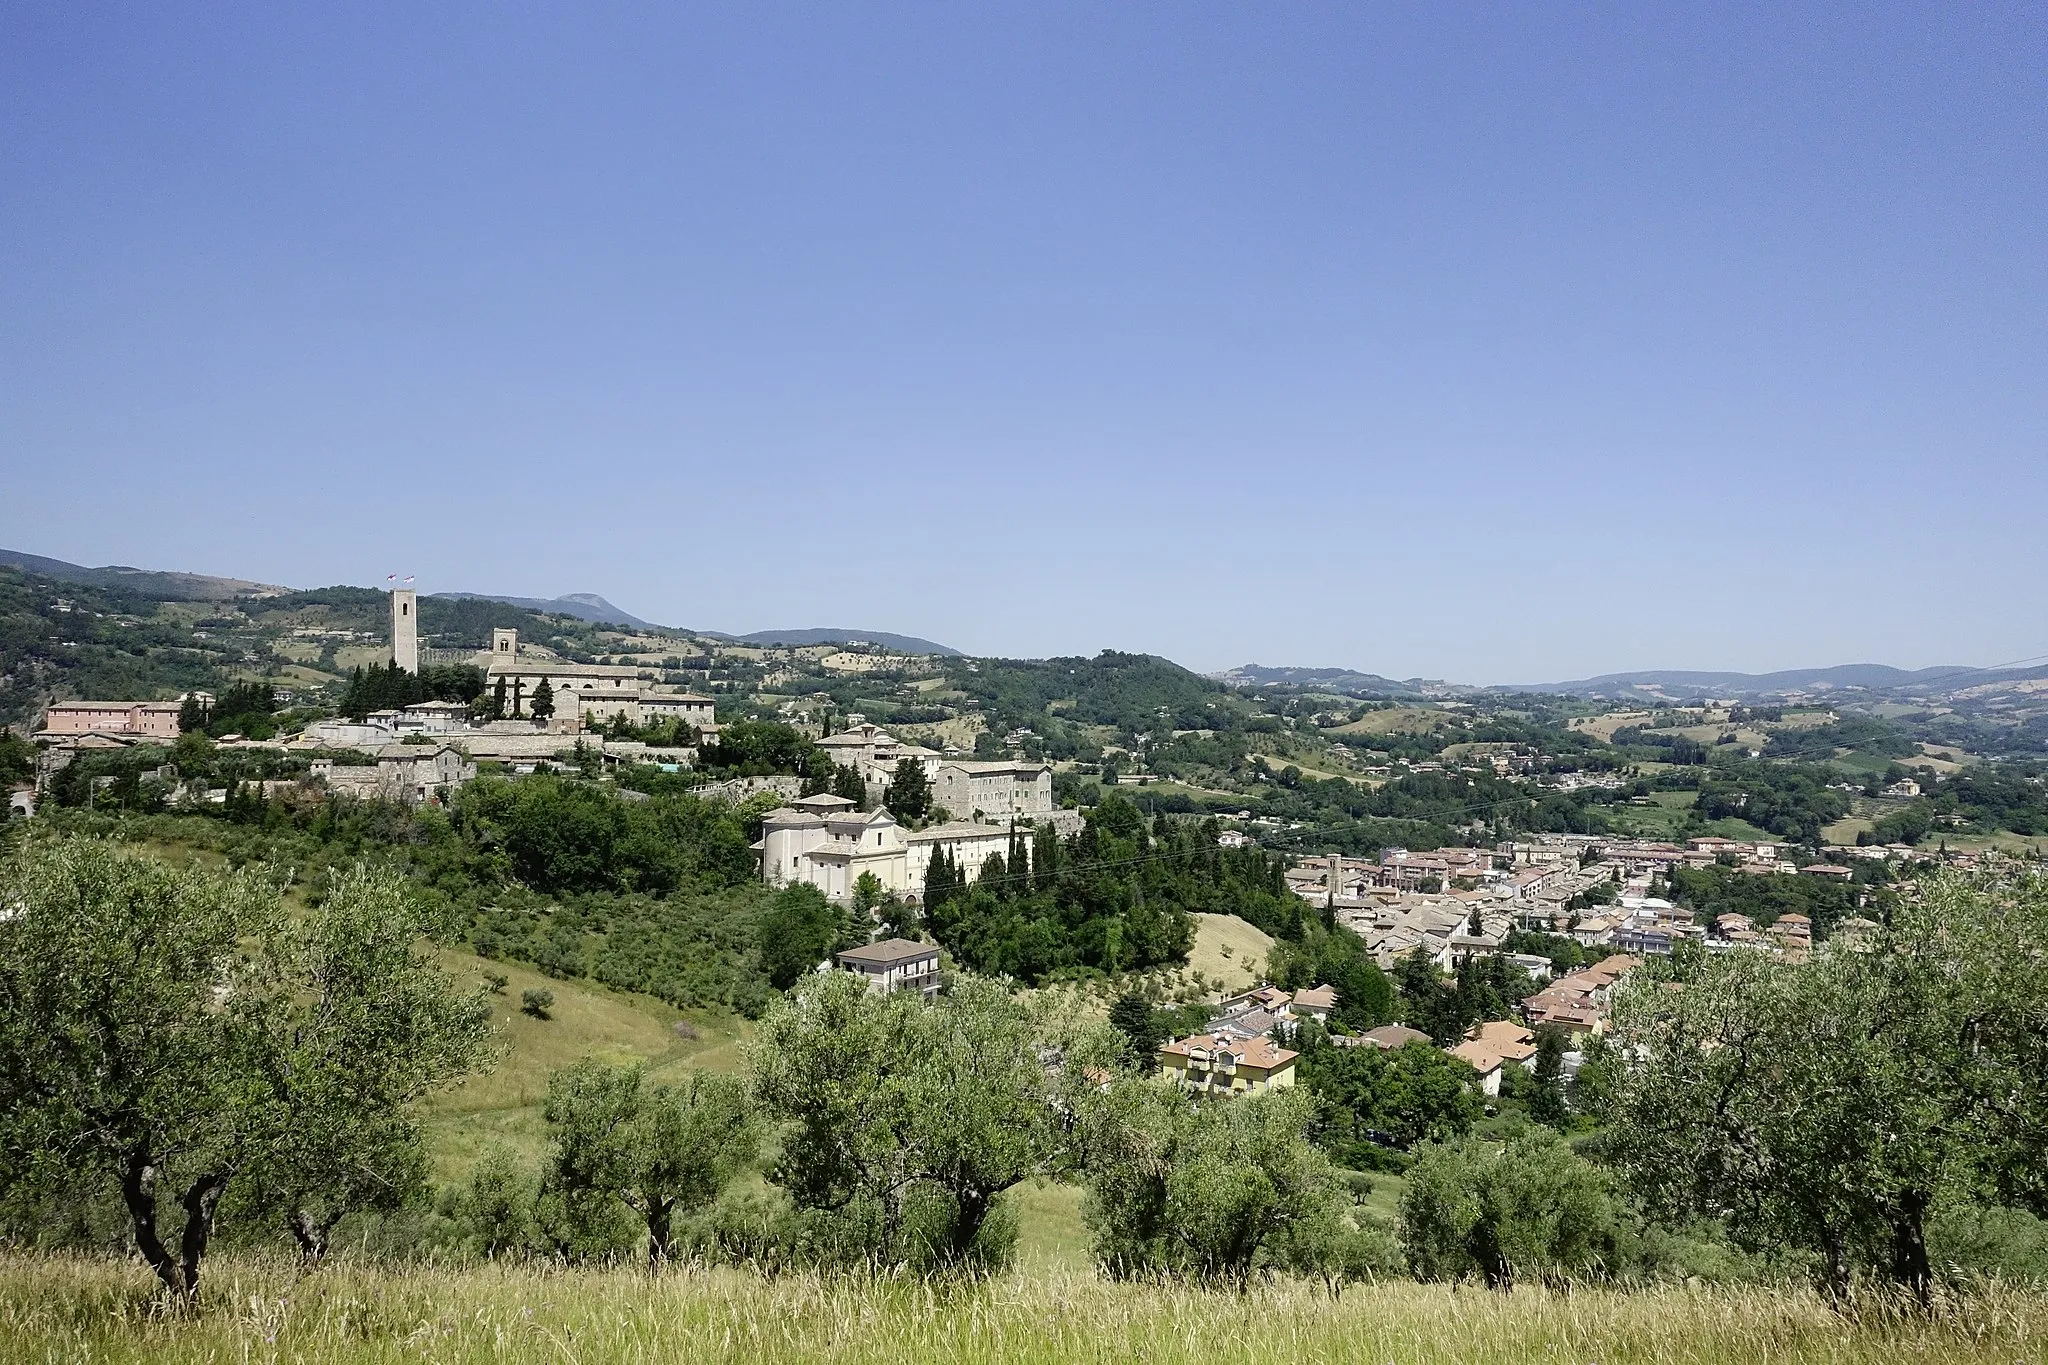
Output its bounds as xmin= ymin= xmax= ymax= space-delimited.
xmin=386 ymin=573 xmax=397 ymax=581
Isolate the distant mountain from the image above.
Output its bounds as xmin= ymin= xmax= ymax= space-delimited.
xmin=1505 ymin=663 xmax=2029 ymax=700
xmin=1214 ymin=664 xmax=1427 ymax=698
xmin=0 ymin=547 xmax=288 ymax=601
xmin=727 ymin=628 xmax=962 ymax=657
xmin=432 ymin=591 xmax=659 ymax=630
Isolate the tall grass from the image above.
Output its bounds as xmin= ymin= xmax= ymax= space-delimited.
xmin=1 ymin=1252 xmax=2043 ymax=1364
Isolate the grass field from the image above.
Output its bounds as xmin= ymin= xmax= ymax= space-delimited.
xmin=1245 ymin=752 xmax=1349 ymax=782
xmin=3 ymin=1252 xmax=2041 ymax=1365
xmin=1825 ymin=816 xmax=1878 ymax=844
xmin=1185 ymin=913 xmax=1275 ymax=997
xmin=423 ymin=951 xmax=750 ymax=1177
xmin=1330 ymin=707 xmax=1446 ymax=738
xmin=1566 ymin=710 xmax=1654 ymax=742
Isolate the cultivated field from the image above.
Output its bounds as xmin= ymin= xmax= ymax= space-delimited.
xmin=2 ymin=1253 xmax=2041 ymax=1365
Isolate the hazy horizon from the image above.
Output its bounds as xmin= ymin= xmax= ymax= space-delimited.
xmin=4 ymin=6 xmax=2043 ymax=680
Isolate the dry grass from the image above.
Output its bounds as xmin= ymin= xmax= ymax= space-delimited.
xmin=1566 ymin=710 xmax=1654 ymax=742
xmin=1186 ymin=913 xmax=1275 ymax=997
xmin=1330 ymin=707 xmax=1447 ymax=738
xmin=2 ymin=1252 xmax=2042 ymax=1365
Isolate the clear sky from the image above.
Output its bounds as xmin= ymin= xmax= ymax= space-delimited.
xmin=2 ymin=4 xmax=2042 ymax=683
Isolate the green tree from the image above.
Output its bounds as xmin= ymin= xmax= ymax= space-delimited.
xmin=530 ymin=677 xmax=555 ymax=722
xmin=831 ymin=763 xmax=868 ymax=807
xmin=877 ymin=892 xmax=922 ymax=941
xmin=1399 ymin=1132 xmax=1615 ymax=1291
xmin=543 ymin=1061 xmax=758 ymax=1267
xmin=1268 ymin=924 xmax=1396 ymax=1031
xmin=756 ymin=884 xmax=839 ymax=990
xmin=1526 ymin=1026 xmax=1569 ymax=1130
xmin=842 ymin=871 xmax=883 ymax=951
xmin=1107 ymin=990 xmax=1163 ymax=1065
xmin=1297 ymin=1035 xmax=1481 ymax=1157
xmin=0 ymin=840 xmax=489 ymax=1299
xmin=457 ymin=1146 xmax=540 ymax=1260
xmin=749 ymin=972 xmax=1055 ymax=1272
xmin=234 ymin=865 xmax=491 ymax=1263
xmin=1602 ymin=874 xmax=2048 ymax=1305
xmin=1074 ymin=1081 xmax=1356 ymax=1287
xmin=883 ymin=757 xmax=932 ymax=823
xmin=0 ymin=841 xmax=264 ymax=1300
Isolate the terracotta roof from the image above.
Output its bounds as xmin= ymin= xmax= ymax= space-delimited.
xmin=1159 ymin=1031 xmax=1298 ymax=1070
xmin=1447 ymin=1040 xmax=1506 ymax=1073
xmin=1467 ymin=1020 xmax=1536 ymax=1057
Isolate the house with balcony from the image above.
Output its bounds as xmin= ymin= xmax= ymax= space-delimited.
xmin=1157 ymin=1031 xmax=1298 ymax=1096
xmin=835 ymin=937 xmax=942 ymax=999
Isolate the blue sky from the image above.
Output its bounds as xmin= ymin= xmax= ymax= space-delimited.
xmin=2 ymin=4 xmax=2042 ymax=682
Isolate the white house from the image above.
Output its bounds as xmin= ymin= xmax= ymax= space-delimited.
xmin=756 ymin=794 xmax=910 ymax=901
xmin=835 ymin=938 xmax=942 ymax=999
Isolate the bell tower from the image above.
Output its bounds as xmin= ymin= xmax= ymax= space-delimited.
xmin=390 ymin=588 xmax=418 ymax=673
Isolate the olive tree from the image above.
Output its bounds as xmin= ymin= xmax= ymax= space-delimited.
xmin=748 ymin=970 xmax=1055 ymax=1272
xmin=543 ymin=1060 xmax=758 ymax=1266
xmin=1602 ymin=874 xmax=2048 ymax=1305
xmin=0 ymin=841 xmax=490 ymax=1300
xmin=1399 ymin=1132 xmax=1614 ymax=1290
xmin=1074 ymin=1080 xmax=1368 ymax=1287
xmin=235 ymin=865 xmax=493 ymax=1263
xmin=0 ymin=840 xmax=266 ymax=1300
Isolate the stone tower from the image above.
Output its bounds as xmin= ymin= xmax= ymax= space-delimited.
xmin=390 ymin=588 xmax=418 ymax=674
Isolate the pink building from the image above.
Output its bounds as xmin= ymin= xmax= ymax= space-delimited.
xmin=40 ymin=700 xmax=183 ymax=739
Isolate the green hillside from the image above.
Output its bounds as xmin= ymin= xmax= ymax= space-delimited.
xmin=422 ymin=950 xmax=751 ymax=1179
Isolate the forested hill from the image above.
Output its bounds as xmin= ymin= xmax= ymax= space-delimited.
xmin=941 ymin=651 xmax=1250 ymax=749
xmin=1216 ymin=664 xmax=1427 ymax=699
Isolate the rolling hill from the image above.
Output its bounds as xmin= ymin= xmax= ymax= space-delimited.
xmin=433 ymin=590 xmax=659 ymax=630
xmin=0 ymin=547 xmax=289 ymax=601
xmin=728 ymin=628 xmax=962 ymax=656
xmin=1214 ymin=664 xmax=1427 ymax=698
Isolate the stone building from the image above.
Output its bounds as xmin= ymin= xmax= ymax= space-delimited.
xmin=38 ymin=700 xmax=185 ymax=739
xmin=390 ymin=588 xmax=418 ymax=673
xmin=481 ymin=629 xmax=715 ymax=730
xmin=932 ymin=760 xmax=1053 ymax=825
xmin=311 ymin=743 xmax=476 ymax=807
xmin=835 ymin=938 xmax=942 ymax=999
xmin=756 ymin=794 xmax=910 ymax=901
xmin=903 ymin=821 xmax=1017 ymax=889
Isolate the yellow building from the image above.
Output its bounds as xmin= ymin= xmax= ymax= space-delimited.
xmin=1157 ymin=1031 xmax=1298 ymax=1096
